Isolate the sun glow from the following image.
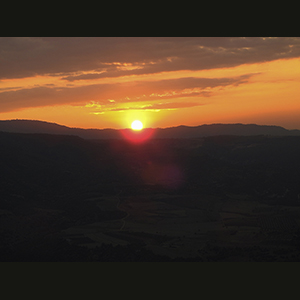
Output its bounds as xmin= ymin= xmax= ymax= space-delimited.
xmin=131 ymin=120 xmax=143 ymax=130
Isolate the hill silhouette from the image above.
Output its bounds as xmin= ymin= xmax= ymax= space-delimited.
xmin=0 ymin=119 xmax=299 ymax=139
xmin=0 ymin=119 xmax=121 ymax=139
xmin=154 ymin=123 xmax=300 ymax=138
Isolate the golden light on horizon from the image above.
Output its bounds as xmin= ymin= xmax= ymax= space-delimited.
xmin=131 ymin=120 xmax=143 ymax=131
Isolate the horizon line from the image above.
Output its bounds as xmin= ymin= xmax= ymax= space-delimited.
xmin=1 ymin=118 xmax=300 ymax=131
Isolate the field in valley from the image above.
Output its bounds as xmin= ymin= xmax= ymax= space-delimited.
xmin=61 ymin=192 xmax=300 ymax=260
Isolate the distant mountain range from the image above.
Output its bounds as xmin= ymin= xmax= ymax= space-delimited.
xmin=0 ymin=119 xmax=300 ymax=139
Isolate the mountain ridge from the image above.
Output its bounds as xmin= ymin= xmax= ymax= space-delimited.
xmin=0 ymin=119 xmax=300 ymax=139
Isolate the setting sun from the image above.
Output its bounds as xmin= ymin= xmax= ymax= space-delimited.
xmin=131 ymin=120 xmax=143 ymax=131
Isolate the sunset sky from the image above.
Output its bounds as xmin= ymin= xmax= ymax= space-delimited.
xmin=1 ymin=37 xmax=300 ymax=129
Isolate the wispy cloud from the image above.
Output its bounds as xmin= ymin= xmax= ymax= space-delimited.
xmin=104 ymin=101 xmax=205 ymax=112
xmin=0 ymin=73 xmax=256 ymax=112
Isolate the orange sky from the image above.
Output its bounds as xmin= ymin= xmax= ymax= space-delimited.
xmin=1 ymin=37 xmax=300 ymax=129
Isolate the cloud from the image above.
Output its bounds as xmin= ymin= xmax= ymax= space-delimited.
xmin=62 ymin=72 xmax=109 ymax=82
xmin=105 ymin=101 xmax=205 ymax=112
xmin=142 ymin=74 xmax=254 ymax=91
xmin=1 ymin=37 xmax=300 ymax=80
xmin=0 ymin=85 xmax=111 ymax=112
xmin=0 ymin=73 xmax=255 ymax=112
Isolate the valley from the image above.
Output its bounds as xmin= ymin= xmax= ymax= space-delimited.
xmin=1 ymin=131 xmax=300 ymax=261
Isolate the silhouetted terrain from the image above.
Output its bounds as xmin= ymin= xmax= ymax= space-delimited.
xmin=1 ymin=119 xmax=300 ymax=139
xmin=1 ymin=127 xmax=300 ymax=261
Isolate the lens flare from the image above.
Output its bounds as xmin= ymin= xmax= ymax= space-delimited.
xmin=121 ymin=127 xmax=155 ymax=144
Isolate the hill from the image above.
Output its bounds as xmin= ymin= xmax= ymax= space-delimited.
xmin=154 ymin=123 xmax=300 ymax=138
xmin=0 ymin=119 xmax=121 ymax=139
xmin=0 ymin=119 xmax=299 ymax=139
xmin=1 ymin=131 xmax=300 ymax=261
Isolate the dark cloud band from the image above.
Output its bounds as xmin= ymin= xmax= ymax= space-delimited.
xmin=0 ymin=37 xmax=299 ymax=80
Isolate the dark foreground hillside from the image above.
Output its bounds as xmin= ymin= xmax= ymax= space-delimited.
xmin=1 ymin=131 xmax=300 ymax=261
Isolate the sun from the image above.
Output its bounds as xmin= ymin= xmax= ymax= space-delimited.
xmin=131 ymin=120 xmax=143 ymax=131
